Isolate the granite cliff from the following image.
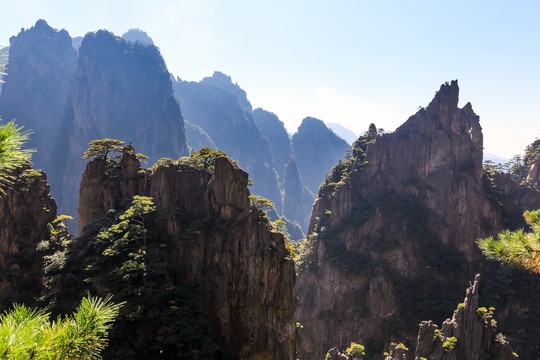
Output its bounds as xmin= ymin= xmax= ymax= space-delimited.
xmin=292 ymin=117 xmax=349 ymax=195
xmin=296 ymin=81 xmax=540 ymax=359
xmin=0 ymin=164 xmax=57 ymax=309
xmin=59 ymin=148 xmax=296 ymax=359
xmin=326 ymin=275 xmax=516 ymax=360
xmin=60 ymin=30 xmax=188 ymax=232
xmin=252 ymin=108 xmax=293 ymax=180
xmin=0 ymin=22 xmax=189 ymax=234
xmin=0 ymin=20 xmax=77 ymax=196
xmin=173 ymin=73 xmax=282 ymax=211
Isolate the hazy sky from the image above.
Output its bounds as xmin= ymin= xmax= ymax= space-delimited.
xmin=1 ymin=1 xmax=539 ymax=158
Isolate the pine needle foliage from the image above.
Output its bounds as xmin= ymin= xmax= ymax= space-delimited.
xmin=0 ymin=120 xmax=34 ymax=195
xmin=187 ymin=146 xmax=227 ymax=172
xmin=478 ymin=209 xmax=540 ymax=273
xmin=0 ymin=295 xmax=123 ymax=359
xmin=82 ymin=139 xmax=125 ymax=161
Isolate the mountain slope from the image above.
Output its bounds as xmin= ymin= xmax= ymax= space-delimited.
xmin=296 ymin=81 xmax=540 ymax=359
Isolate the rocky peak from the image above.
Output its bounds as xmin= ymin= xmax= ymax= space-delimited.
xmin=282 ymin=156 xmax=314 ymax=231
xmin=0 ymin=164 xmax=57 ymax=308
xmin=75 ymin=150 xmax=297 ymax=358
xmin=296 ymin=81 xmax=540 ymax=360
xmin=206 ymin=156 xmax=250 ymax=219
xmin=122 ymin=28 xmax=154 ymax=45
xmin=414 ymin=274 xmax=515 ymax=360
xmin=63 ymin=29 xmax=188 ymax=234
xmin=292 ymin=116 xmax=349 ymax=194
xmin=173 ymin=75 xmax=281 ymax=209
xmin=252 ymin=108 xmax=293 ymax=179
xmin=201 ymin=71 xmax=252 ymax=111
xmin=0 ymin=19 xmax=77 ymax=200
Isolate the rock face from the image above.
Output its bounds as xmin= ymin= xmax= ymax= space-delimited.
xmin=413 ymin=275 xmax=515 ymax=360
xmin=173 ymin=74 xmax=282 ymax=209
xmin=296 ymin=81 xmax=540 ymax=359
xmin=282 ymin=156 xmax=315 ymax=230
xmin=122 ymin=28 xmax=154 ymax=45
xmin=0 ymin=20 xmax=77 ymax=196
xmin=0 ymin=164 xmax=57 ymax=308
xmin=253 ymin=108 xmax=293 ymax=179
xmin=74 ymin=150 xmax=296 ymax=359
xmin=292 ymin=117 xmax=349 ymax=194
xmin=61 ymin=30 xmax=188 ymax=233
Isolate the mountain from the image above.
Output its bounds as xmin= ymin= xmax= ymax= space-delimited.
xmin=122 ymin=28 xmax=154 ymax=45
xmin=173 ymin=73 xmax=282 ymax=210
xmin=296 ymin=81 xmax=540 ymax=359
xmin=292 ymin=117 xmax=350 ymax=194
xmin=253 ymin=108 xmax=293 ymax=180
xmin=0 ymin=164 xmax=57 ymax=309
xmin=484 ymin=152 xmax=509 ymax=165
xmin=0 ymin=46 xmax=9 ymax=95
xmin=282 ymin=156 xmax=315 ymax=230
xmin=73 ymin=148 xmax=296 ymax=358
xmin=327 ymin=122 xmax=358 ymax=145
xmin=60 ymin=30 xmax=188 ymax=233
xmin=0 ymin=19 xmax=77 ymax=198
xmin=325 ymin=275 xmax=516 ymax=360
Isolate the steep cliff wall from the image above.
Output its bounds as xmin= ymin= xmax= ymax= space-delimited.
xmin=296 ymin=81 xmax=540 ymax=359
xmin=0 ymin=164 xmax=57 ymax=308
xmin=282 ymin=156 xmax=315 ymax=230
xmin=72 ymin=150 xmax=296 ymax=359
xmin=253 ymin=108 xmax=293 ymax=180
xmin=0 ymin=20 xmax=77 ymax=196
xmin=173 ymin=74 xmax=282 ymax=209
xmin=61 ymin=30 xmax=188 ymax=233
xmin=292 ymin=117 xmax=349 ymax=195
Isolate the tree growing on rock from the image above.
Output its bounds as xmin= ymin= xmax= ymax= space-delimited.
xmin=82 ymin=139 xmax=125 ymax=161
xmin=188 ymin=146 xmax=228 ymax=171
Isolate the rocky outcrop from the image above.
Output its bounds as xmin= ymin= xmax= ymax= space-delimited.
xmin=413 ymin=275 xmax=515 ymax=360
xmin=253 ymin=108 xmax=293 ymax=179
xmin=61 ymin=30 xmax=188 ymax=233
xmin=282 ymin=156 xmax=314 ymax=231
xmin=184 ymin=121 xmax=217 ymax=151
xmin=0 ymin=164 xmax=57 ymax=308
xmin=173 ymin=74 xmax=282 ymax=209
xmin=292 ymin=117 xmax=349 ymax=194
xmin=0 ymin=20 xmax=77 ymax=197
xmin=74 ymin=149 xmax=296 ymax=359
xmin=296 ymin=81 xmax=540 ymax=360
xmin=200 ymin=71 xmax=252 ymax=112
xmin=122 ymin=28 xmax=154 ymax=45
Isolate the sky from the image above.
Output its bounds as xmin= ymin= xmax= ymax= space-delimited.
xmin=1 ymin=1 xmax=539 ymax=158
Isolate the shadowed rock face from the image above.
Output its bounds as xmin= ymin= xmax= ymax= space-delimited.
xmin=282 ymin=156 xmax=314 ymax=230
xmin=296 ymin=81 xmax=540 ymax=360
xmin=0 ymin=19 xmax=77 ymax=197
xmin=173 ymin=75 xmax=282 ymax=210
xmin=61 ymin=30 xmax=188 ymax=234
xmin=412 ymin=275 xmax=515 ymax=360
xmin=292 ymin=117 xmax=349 ymax=195
xmin=253 ymin=108 xmax=293 ymax=180
xmin=0 ymin=164 xmax=57 ymax=309
xmin=77 ymin=151 xmax=296 ymax=359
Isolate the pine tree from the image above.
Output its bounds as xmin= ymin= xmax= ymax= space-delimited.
xmin=477 ymin=209 xmax=540 ymax=273
xmin=0 ymin=295 xmax=123 ymax=359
